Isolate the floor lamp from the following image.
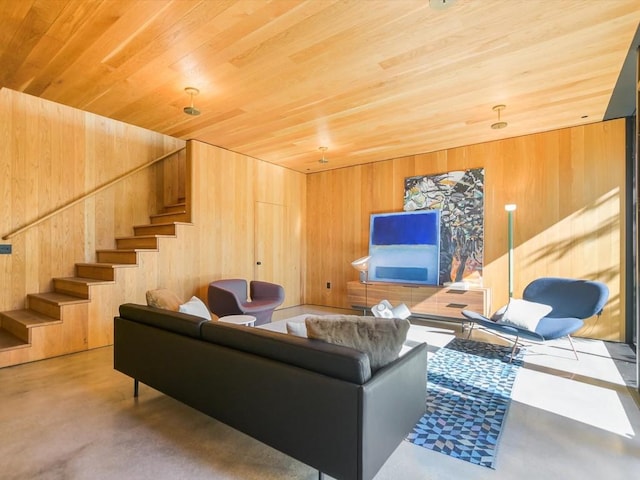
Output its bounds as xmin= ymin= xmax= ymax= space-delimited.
xmin=351 ymin=256 xmax=372 ymax=314
xmin=505 ymin=204 xmax=517 ymax=298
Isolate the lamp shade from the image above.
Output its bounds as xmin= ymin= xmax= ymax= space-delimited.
xmin=351 ymin=256 xmax=371 ymax=272
xmin=351 ymin=255 xmax=372 ymax=283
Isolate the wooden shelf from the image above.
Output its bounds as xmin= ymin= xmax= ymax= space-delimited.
xmin=347 ymin=281 xmax=490 ymax=320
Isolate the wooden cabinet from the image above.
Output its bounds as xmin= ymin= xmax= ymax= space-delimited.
xmin=347 ymin=281 xmax=490 ymax=320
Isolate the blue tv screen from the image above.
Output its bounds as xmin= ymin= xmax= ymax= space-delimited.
xmin=368 ymin=210 xmax=440 ymax=285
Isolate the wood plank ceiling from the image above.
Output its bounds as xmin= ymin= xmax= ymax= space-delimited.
xmin=1 ymin=0 xmax=639 ymax=173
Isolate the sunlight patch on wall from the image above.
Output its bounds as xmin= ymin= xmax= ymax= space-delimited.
xmin=519 ymin=187 xmax=620 ymax=278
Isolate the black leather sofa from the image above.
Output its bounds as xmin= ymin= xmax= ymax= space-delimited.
xmin=114 ymin=304 xmax=427 ymax=480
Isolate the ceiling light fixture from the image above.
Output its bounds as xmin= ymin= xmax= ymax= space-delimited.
xmin=429 ymin=0 xmax=457 ymax=10
xmin=183 ymin=87 xmax=201 ymax=116
xmin=491 ymin=104 xmax=507 ymax=129
xmin=318 ymin=146 xmax=329 ymax=164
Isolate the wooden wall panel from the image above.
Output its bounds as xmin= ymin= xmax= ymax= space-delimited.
xmin=0 ymin=90 xmax=306 ymax=354
xmin=305 ymin=119 xmax=627 ymax=341
xmin=63 ymin=140 xmax=306 ymax=347
xmin=0 ymin=85 xmax=624 ymax=353
xmin=182 ymin=141 xmax=305 ymax=309
xmin=0 ymin=88 xmax=185 ymax=312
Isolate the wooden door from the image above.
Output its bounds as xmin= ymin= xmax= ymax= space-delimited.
xmin=254 ymin=201 xmax=286 ymax=286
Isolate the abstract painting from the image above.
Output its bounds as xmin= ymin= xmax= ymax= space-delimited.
xmin=404 ymin=168 xmax=484 ymax=285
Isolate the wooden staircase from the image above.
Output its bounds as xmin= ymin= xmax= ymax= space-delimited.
xmin=0 ymin=201 xmax=190 ymax=368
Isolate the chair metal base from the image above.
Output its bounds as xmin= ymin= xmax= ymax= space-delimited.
xmin=466 ymin=324 xmax=579 ymax=363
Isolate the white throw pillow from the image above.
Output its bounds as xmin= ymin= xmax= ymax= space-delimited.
xmin=491 ymin=298 xmax=552 ymax=331
xmin=286 ymin=321 xmax=307 ymax=337
xmin=178 ymin=296 xmax=212 ymax=320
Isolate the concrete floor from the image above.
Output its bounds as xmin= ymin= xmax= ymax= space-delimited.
xmin=1 ymin=305 xmax=639 ymax=480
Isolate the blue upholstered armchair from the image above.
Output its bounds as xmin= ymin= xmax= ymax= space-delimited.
xmin=208 ymin=279 xmax=285 ymax=326
xmin=462 ymin=277 xmax=609 ymax=361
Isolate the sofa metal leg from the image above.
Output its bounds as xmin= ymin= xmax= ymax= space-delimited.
xmin=133 ymin=379 xmax=139 ymax=397
xmin=318 ymin=472 xmax=324 ymax=480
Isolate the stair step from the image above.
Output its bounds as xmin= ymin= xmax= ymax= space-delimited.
xmin=133 ymin=223 xmax=178 ymax=236
xmin=0 ymin=327 xmax=29 ymax=350
xmin=1 ymin=309 xmax=63 ymax=345
xmin=53 ymin=277 xmax=115 ymax=298
xmin=75 ymin=262 xmax=136 ymax=281
xmin=150 ymin=211 xmax=188 ymax=224
xmin=27 ymin=292 xmax=89 ymax=318
xmin=163 ymin=202 xmax=187 ymax=214
xmin=96 ymin=249 xmax=151 ymax=264
xmin=2 ymin=308 xmax=62 ymax=329
xmin=115 ymin=235 xmax=161 ymax=249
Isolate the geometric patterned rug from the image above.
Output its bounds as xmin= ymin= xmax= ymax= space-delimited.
xmin=406 ymin=337 xmax=524 ymax=469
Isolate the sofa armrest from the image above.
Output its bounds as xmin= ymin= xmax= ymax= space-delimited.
xmin=360 ymin=342 xmax=427 ymax=480
xmin=118 ymin=303 xmax=209 ymax=338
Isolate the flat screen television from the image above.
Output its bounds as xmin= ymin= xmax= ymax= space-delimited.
xmin=368 ymin=210 xmax=440 ymax=285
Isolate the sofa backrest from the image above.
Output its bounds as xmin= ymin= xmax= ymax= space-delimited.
xmin=201 ymin=321 xmax=372 ymax=384
xmin=117 ymin=303 xmax=372 ymax=384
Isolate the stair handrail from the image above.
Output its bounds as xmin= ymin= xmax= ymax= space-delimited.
xmin=2 ymin=146 xmax=186 ymax=240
